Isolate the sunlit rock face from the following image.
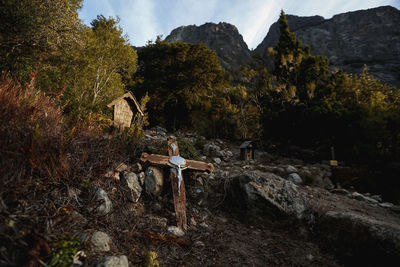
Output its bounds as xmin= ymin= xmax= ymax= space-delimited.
xmin=165 ymin=22 xmax=252 ymax=71
xmin=256 ymin=6 xmax=400 ymax=87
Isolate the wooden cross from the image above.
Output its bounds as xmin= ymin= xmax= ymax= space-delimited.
xmin=140 ymin=136 xmax=214 ymax=230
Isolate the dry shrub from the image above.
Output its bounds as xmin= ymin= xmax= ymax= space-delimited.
xmin=0 ymin=72 xmax=68 ymax=191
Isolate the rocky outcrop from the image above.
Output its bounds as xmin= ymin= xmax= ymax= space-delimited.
xmin=165 ymin=22 xmax=252 ymax=71
xmin=229 ymin=171 xmax=308 ymax=219
xmin=256 ymin=6 xmax=400 ymax=87
xmin=228 ymin=170 xmax=400 ymax=264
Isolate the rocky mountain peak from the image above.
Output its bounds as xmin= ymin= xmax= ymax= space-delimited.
xmin=256 ymin=5 xmax=400 ymax=87
xmin=165 ymin=22 xmax=251 ymax=71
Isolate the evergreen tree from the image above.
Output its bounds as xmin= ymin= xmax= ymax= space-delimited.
xmin=134 ymin=40 xmax=233 ymax=133
xmin=0 ymin=0 xmax=83 ymax=82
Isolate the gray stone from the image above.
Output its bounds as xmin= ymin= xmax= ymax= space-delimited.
xmin=167 ymin=226 xmax=185 ymax=236
xmin=68 ymin=187 xmax=81 ymax=198
xmin=351 ymin=192 xmax=379 ymax=203
xmin=96 ymin=255 xmax=129 ymax=267
xmin=121 ymin=172 xmax=142 ymax=202
xmin=230 ymin=171 xmax=307 ymax=219
xmin=371 ymin=195 xmax=383 ymax=202
xmin=145 ymin=166 xmax=164 ymax=196
xmin=288 ymin=173 xmax=303 ymax=184
xmin=94 ymin=188 xmax=112 ymax=215
xmin=90 ymin=231 xmax=111 ymax=252
xmin=286 ymin=165 xmax=298 ymax=174
xmin=379 ymin=202 xmax=394 ymax=208
xmin=351 ymin=192 xmax=365 ymax=201
xmin=166 ymin=22 xmax=252 ymax=71
xmin=138 ymin=172 xmax=145 ymax=186
xmin=322 ymin=177 xmax=334 ymax=190
xmin=193 ymin=240 xmax=205 ymax=247
xmin=213 ymin=158 xmax=222 ymax=164
xmin=226 ymin=151 xmax=233 ymax=157
xmin=319 ymin=211 xmax=400 ymax=261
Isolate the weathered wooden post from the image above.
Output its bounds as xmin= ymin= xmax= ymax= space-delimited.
xmin=140 ymin=136 xmax=214 ymax=230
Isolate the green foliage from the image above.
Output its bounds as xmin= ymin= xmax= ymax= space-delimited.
xmin=177 ymin=138 xmax=201 ymax=160
xmin=48 ymin=237 xmax=81 ymax=267
xmin=134 ymin=39 xmax=236 ymax=136
xmin=64 ymin=15 xmax=138 ymax=122
xmin=260 ymin=11 xmax=400 ymax=161
xmin=0 ymin=0 xmax=83 ymax=83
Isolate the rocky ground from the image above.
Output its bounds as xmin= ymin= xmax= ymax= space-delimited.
xmin=2 ymin=127 xmax=400 ymax=266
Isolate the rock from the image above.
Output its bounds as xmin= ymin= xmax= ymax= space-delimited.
xmin=321 ymin=177 xmax=334 ymax=190
xmin=200 ymin=222 xmax=209 ymax=228
xmin=203 ymin=143 xmax=222 ymax=157
xmin=330 ymin=188 xmax=350 ymax=195
xmin=286 ymin=165 xmax=298 ymax=174
xmin=121 ymin=172 xmax=142 ymax=202
xmin=68 ymin=187 xmax=81 ymax=198
xmin=379 ymin=202 xmax=394 ymax=208
xmin=153 ymin=126 xmax=167 ymax=135
xmin=256 ymin=6 xmax=400 ymax=87
xmin=115 ymin=163 xmax=129 ymax=172
xmin=213 ymin=158 xmax=222 ymax=164
xmin=145 ymin=166 xmax=164 ymax=196
xmin=193 ymin=240 xmax=205 ymax=247
xmin=167 ymin=226 xmax=185 ymax=236
xmin=166 ymin=22 xmax=252 ymax=71
xmin=351 ymin=192 xmax=365 ymax=201
xmin=350 ymin=192 xmax=379 ymax=204
xmin=216 ymin=216 xmax=228 ymax=223
xmin=96 ymin=256 xmax=129 ymax=267
xmin=288 ymin=173 xmax=303 ymax=184
xmin=363 ymin=196 xmax=379 ymax=204
xmin=229 ymin=171 xmax=307 ymax=219
xmin=138 ymin=172 xmax=145 ymax=186
xmin=226 ymin=151 xmax=233 ymax=157
xmin=90 ymin=231 xmax=111 ymax=252
xmin=135 ymin=162 xmax=143 ymax=172
xmin=371 ymin=195 xmax=383 ymax=202
xmin=317 ymin=211 xmax=400 ymax=265
xmin=94 ymin=188 xmax=112 ymax=215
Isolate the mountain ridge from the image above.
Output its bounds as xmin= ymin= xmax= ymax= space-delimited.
xmin=165 ymin=5 xmax=400 ymax=86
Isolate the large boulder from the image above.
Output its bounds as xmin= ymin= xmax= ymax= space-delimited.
xmin=316 ymin=211 xmax=400 ymax=266
xmin=229 ymin=171 xmax=307 ymax=219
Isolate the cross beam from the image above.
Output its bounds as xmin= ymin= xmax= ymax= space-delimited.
xmin=140 ymin=136 xmax=213 ymax=230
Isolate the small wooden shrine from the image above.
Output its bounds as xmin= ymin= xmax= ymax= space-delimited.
xmin=240 ymin=140 xmax=255 ymax=161
xmin=107 ymin=92 xmax=144 ymax=129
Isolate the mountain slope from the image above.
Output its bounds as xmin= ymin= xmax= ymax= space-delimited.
xmin=256 ymin=6 xmax=400 ymax=87
xmin=165 ymin=22 xmax=252 ymax=71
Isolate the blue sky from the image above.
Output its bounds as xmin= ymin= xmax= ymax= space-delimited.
xmin=79 ymin=0 xmax=400 ymax=49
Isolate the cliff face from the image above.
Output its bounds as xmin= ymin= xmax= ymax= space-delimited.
xmin=165 ymin=22 xmax=252 ymax=71
xmin=256 ymin=6 xmax=400 ymax=87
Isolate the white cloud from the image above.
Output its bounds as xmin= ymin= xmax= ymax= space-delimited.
xmin=118 ymin=0 xmax=159 ymax=44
